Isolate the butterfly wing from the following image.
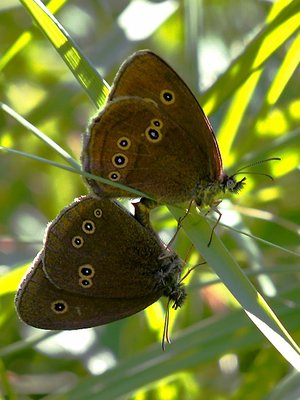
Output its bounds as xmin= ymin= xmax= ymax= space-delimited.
xmin=42 ymin=196 xmax=165 ymax=298
xmin=113 ymin=51 xmax=222 ymax=177
xmin=16 ymin=253 xmax=160 ymax=329
xmin=83 ymin=97 xmax=209 ymax=202
xmin=82 ymin=50 xmax=223 ymax=202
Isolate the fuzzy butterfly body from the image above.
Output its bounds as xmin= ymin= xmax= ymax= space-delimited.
xmin=16 ymin=196 xmax=185 ymax=330
xmin=82 ymin=50 xmax=245 ymax=208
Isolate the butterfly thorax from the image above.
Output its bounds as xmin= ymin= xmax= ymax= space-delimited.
xmin=194 ymin=174 xmax=246 ymax=208
xmin=155 ymin=252 xmax=187 ymax=309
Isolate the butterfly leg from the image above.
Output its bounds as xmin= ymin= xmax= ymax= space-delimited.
xmin=207 ymin=202 xmax=222 ymax=246
xmin=166 ymin=199 xmax=194 ymax=250
xmin=180 ymin=260 xmax=206 ymax=283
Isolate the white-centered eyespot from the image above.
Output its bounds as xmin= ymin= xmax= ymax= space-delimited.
xmin=117 ymin=137 xmax=131 ymax=150
xmin=79 ymin=277 xmax=93 ymax=288
xmin=108 ymin=171 xmax=121 ymax=181
xmin=94 ymin=208 xmax=102 ymax=218
xmin=112 ymin=153 xmax=128 ymax=168
xmin=51 ymin=300 xmax=68 ymax=314
xmin=160 ymin=89 xmax=175 ymax=105
xmin=82 ymin=220 xmax=96 ymax=234
xmin=145 ymin=126 xmax=163 ymax=143
xmin=151 ymin=119 xmax=163 ymax=128
xmin=78 ymin=264 xmax=95 ymax=278
xmin=72 ymin=236 xmax=84 ymax=248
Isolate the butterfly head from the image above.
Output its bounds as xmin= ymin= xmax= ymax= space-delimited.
xmin=221 ymin=174 xmax=246 ymax=194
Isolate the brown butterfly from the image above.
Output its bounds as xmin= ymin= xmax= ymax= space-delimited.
xmin=16 ymin=195 xmax=186 ymax=341
xmin=82 ymin=50 xmax=246 ymax=212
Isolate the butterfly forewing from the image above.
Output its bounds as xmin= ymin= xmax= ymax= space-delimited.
xmin=42 ymin=196 xmax=165 ymax=298
xmin=82 ymin=50 xmax=223 ymax=204
xmin=110 ymin=50 xmax=222 ymax=177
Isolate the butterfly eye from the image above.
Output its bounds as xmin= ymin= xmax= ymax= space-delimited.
xmin=225 ymin=178 xmax=236 ymax=190
xmin=228 ymin=177 xmax=246 ymax=193
xmin=117 ymin=137 xmax=131 ymax=150
xmin=79 ymin=277 xmax=93 ymax=288
xmin=108 ymin=171 xmax=121 ymax=181
xmin=51 ymin=300 xmax=68 ymax=314
xmin=94 ymin=208 xmax=102 ymax=218
xmin=82 ymin=220 xmax=96 ymax=234
xmin=112 ymin=153 xmax=128 ymax=168
xmin=145 ymin=127 xmax=163 ymax=143
xmin=160 ymin=90 xmax=175 ymax=105
xmin=78 ymin=264 xmax=95 ymax=278
xmin=72 ymin=236 xmax=84 ymax=248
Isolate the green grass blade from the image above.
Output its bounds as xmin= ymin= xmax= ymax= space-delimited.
xmin=169 ymin=206 xmax=300 ymax=369
xmin=0 ymin=0 xmax=68 ymax=71
xmin=47 ymin=286 xmax=300 ymax=399
xmin=20 ymin=0 xmax=109 ymax=109
xmin=201 ymin=0 xmax=300 ymax=115
xmin=0 ymin=145 xmax=150 ymax=199
xmin=1 ymin=102 xmax=80 ymax=169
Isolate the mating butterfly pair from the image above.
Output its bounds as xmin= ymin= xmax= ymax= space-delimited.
xmin=16 ymin=51 xmax=246 ymax=340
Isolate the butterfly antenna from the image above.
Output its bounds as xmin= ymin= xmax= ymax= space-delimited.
xmin=233 ymin=171 xmax=275 ymax=180
xmin=232 ymin=157 xmax=281 ymax=178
